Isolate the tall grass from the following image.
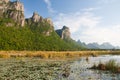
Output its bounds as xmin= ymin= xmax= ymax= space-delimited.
xmin=91 ymin=59 xmax=120 ymax=73
xmin=0 ymin=51 xmax=119 ymax=59
xmin=106 ymin=59 xmax=119 ymax=73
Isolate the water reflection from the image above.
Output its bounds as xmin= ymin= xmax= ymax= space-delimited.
xmin=67 ymin=55 xmax=120 ymax=80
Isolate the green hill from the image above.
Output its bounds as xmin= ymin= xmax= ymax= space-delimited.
xmin=0 ymin=18 xmax=85 ymax=51
xmin=0 ymin=0 xmax=85 ymax=51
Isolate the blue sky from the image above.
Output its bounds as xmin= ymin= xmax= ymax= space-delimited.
xmin=11 ymin=0 xmax=120 ymax=46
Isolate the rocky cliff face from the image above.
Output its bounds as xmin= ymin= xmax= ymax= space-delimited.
xmin=0 ymin=0 xmax=54 ymax=28
xmin=0 ymin=0 xmax=54 ymax=35
xmin=31 ymin=12 xmax=43 ymax=23
xmin=26 ymin=12 xmax=53 ymax=27
xmin=0 ymin=0 xmax=9 ymax=17
xmin=56 ymin=26 xmax=71 ymax=40
xmin=0 ymin=0 xmax=25 ymax=26
xmin=6 ymin=0 xmax=25 ymax=26
xmin=26 ymin=12 xmax=54 ymax=36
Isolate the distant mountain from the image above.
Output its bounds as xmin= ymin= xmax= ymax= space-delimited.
xmin=87 ymin=43 xmax=120 ymax=49
xmin=87 ymin=43 xmax=100 ymax=49
xmin=100 ymin=42 xmax=115 ymax=49
xmin=77 ymin=40 xmax=87 ymax=48
xmin=77 ymin=40 xmax=120 ymax=49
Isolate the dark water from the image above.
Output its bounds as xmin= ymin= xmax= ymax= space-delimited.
xmin=61 ymin=55 xmax=120 ymax=80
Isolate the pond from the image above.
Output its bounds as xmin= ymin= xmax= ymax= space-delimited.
xmin=60 ymin=55 xmax=120 ymax=80
xmin=0 ymin=55 xmax=119 ymax=80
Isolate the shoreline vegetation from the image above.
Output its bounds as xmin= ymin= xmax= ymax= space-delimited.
xmin=0 ymin=51 xmax=120 ymax=59
xmin=0 ymin=51 xmax=119 ymax=79
xmin=90 ymin=59 xmax=120 ymax=73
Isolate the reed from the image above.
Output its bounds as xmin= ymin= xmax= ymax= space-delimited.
xmin=0 ymin=51 xmax=119 ymax=59
xmin=91 ymin=59 xmax=120 ymax=73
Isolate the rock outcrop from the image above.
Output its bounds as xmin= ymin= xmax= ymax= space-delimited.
xmin=56 ymin=26 xmax=71 ymax=40
xmin=26 ymin=12 xmax=53 ymax=27
xmin=0 ymin=0 xmax=9 ymax=16
xmin=44 ymin=18 xmax=53 ymax=27
xmin=26 ymin=12 xmax=54 ymax=36
xmin=0 ymin=0 xmax=54 ymax=28
xmin=0 ymin=0 xmax=25 ymax=26
xmin=31 ymin=12 xmax=43 ymax=23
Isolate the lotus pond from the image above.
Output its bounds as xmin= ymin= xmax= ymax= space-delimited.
xmin=0 ymin=55 xmax=119 ymax=80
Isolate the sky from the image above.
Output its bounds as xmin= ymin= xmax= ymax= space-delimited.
xmin=11 ymin=0 xmax=120 ymax=46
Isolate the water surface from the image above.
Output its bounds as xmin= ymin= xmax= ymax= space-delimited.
xmin=66 ymin=55 xmax=120 ymax=80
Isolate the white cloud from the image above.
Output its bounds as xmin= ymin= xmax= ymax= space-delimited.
xmin=53 ymin=10 xmax=120 ymax=46
xmin=44 ymin=0 xmax=56 ymax=14
xmin=82 ymin=7 xmax=100 ymax=12
xmin=80 ymin=24 xmax=120 ymax=46
xmin=43 ymin=0 xmax=120 ymax=46
xmin=53 ymin=11 xmax=101 ymax=34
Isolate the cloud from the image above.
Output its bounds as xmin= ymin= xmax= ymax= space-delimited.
xmin=53 ymin=9 xmax=120 ymax=46
xmin=81 ymin=24 xmax=120 ymax=46
xmin=44 ymin=0 xmax=56 ymax=14
xmin=53 ymin=11 xmax=101 ymax=33
xmin=82 ymin=7 xmax=100 ymax=12
xmin=43 ymin=0 xmax=120 ymax=46
xmin=98 ymin=0 xmax=118 ymax=4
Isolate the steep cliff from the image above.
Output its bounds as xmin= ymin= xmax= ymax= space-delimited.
xmin=26 ymin=12 xmax=53 ymax=26
xmin=26 ymin=12 xmax=54 ymax=36
xmin=56 ymin=26 xmax=71 ymax=40
xmin=0 ymin=0 xmax=25 ymax=26
xmin=0 ymin=0 xmax=9 ymax=17
xmin=0 ymin=0 xmax=85 ymax=51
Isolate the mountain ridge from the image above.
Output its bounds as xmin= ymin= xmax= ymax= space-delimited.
xmin=77 ymin=40 xmax=120 ymax=49
xmin=0 ymin=0 xmax=85 ymax=51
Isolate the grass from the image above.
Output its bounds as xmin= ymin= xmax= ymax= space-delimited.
xmin=91 ymin=59 xmax=120 ymax=73
xmin=106 ymin=59 xmax=120 ymax=73
xmin=0 ymin=51 xmax=120 ymax=59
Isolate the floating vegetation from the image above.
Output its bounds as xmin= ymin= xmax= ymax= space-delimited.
xmin=0 ymin=58 xmax=71 ymax=80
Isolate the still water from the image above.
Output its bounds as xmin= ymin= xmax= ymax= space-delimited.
xmin=65 ymin=55 xmax=120 ymax=80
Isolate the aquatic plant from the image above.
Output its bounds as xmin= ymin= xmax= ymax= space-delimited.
xmin=91 ymin=59 xmax=120 ymax=73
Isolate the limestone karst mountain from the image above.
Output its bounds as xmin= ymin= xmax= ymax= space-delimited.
xmin=87 ymin=42 xmax=117 ymax=49
xmin=26 ymin=12 xmax=54 ymax=36
xmin=0 ymin=0 xmax=25 ymax=26
xmin=77 ymin=40 xmax=119 ymax=49
xmin=0 ymin=0 xmax=84 ymax=50
xmin=26 ymin=12 xmax=53 ymax=26
xmin=56 ymin=26 xmax=71 ymax=40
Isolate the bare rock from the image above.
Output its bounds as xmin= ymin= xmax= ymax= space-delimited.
xmin=0 ymin=0 xmax=25 ymax=26
xmin=32 ymin=12 xmax=43 ymax=23
xmin=7 ymin=1 xmax=25 ymax=26
xmin=0 ymin=0 xmax=10 ymax=16
xmin=56 ymin=26 xmax=71 ymax=40
xmin=45 ymin=18 xmax=53 ymax=27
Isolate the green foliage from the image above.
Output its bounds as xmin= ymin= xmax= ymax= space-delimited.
xmin=0 ymin=18 xmax=84 ymax=51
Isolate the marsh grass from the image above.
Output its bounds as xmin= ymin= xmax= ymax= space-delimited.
xmin=0 ymin=51 xmax=119 ymax=59
xmin=105 ymin=60 xmax=119 ymax=73
xmin=91 ymin=59 xmax=120 ymax=73
xmin=0 ymin=54 xmax=10 ymax=58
